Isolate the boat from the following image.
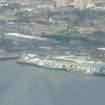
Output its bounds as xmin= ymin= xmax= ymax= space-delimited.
xmin=93 ymin=68 xmax=105 ymax=76
xmin=16 ymin=54 xmax=66 ymax=71
xmin=94 ymin=72 xmax=105 ymax=76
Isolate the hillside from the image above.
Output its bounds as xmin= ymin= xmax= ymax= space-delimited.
xmin=8 ymin=0 xmax=105 ymax=4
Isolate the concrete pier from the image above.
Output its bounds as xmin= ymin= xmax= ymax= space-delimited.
xmin=0 ymin=49 xmax=18 ymax=60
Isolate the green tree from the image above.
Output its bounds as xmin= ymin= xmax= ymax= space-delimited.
xmin=7 ymin=3 xmax=20 ymax=10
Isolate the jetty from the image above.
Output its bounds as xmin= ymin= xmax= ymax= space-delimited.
xmin=0 ymin=49 xmax=18 ymax=60
xmin=16 ymin=54 xmax=98 ymax=74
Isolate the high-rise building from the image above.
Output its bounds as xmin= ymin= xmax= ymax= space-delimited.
xmin=54 ymin=0 xmax=69 ymax=7
xmin=74 ymin=0 xmax=93 ymax=9
xmin=75 ymin=0 xmax=94 ymax=9
xmin=74 ymin=0 xmax=87 ymax=9
xmin=16 ymin=0 xmax=31 ymax=5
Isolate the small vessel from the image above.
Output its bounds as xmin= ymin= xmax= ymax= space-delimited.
xmin=93 ymin=68 xmax=105 ymax=76
xmin=94 ymin=72 xmax=105 ymax=76
xmin=16 ymin=54 xmax=66 ymax=71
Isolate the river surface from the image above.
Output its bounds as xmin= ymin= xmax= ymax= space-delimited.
xmin=0 ymin=60 xmax=105 ymax=105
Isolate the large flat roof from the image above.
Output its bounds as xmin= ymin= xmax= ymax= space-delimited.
xmin=97 ymin=48 xmax=105 ymax=51
xmin=5 ymin=33 xmax=49 ymax=41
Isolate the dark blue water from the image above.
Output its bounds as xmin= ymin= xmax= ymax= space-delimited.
xmin=0 ymin=60 xmax=105 ymax=105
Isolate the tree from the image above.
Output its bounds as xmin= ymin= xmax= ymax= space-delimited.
xmin=7 ymin=3 xmax=20 ymax=10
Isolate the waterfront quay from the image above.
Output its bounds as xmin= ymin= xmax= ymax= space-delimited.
xmin=0 ymin=47 xmax=105 ymax=76
xmin=0 ymin=49 xmax=18 ymax=60
xmin=16 ymin=53 xmax=105 ymax=75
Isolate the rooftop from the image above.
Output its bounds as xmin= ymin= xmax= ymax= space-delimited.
xmin=97 ymin=48 xmax=105 ymax=51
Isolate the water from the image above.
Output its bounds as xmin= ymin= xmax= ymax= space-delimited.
xmin=0 ymin=60 xmax=105 ymax=105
